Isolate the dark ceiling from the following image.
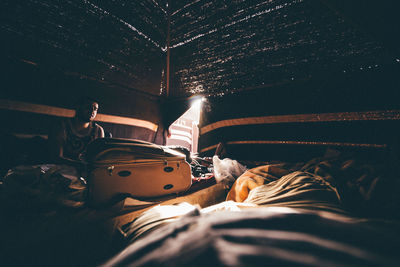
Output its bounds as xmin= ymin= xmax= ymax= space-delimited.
xmin=1 ymin=0 xmax=399 ymax=101
xmin=169 ymin=0 xmax=399 ymax=97
xmin=1 ymin=0 xmax=167 ymax=99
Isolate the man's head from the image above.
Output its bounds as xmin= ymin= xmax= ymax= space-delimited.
xmin=75 ymin=97 xmax=99 ymax=122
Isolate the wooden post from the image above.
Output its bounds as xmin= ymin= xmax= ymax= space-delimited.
xmin=166 ymin=0 xmax=171 ymax=97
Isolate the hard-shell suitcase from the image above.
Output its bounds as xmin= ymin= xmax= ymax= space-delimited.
xmin=85 ymin=138 xmax=192 ymax=205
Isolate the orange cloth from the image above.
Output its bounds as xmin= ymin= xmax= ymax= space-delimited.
xmin=226 ymin=165 xmax=290 ymax=202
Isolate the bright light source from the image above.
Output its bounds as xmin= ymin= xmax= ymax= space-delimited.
xmin=167 ymin=97 xmax=204 ymax=153
xmin=191 ymin=99 xmax=202 ymax=109
xmin=191 ymin=96 xmax=205 ymax=108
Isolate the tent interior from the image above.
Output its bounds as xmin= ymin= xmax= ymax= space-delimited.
xmin=1 ymin=0 xmax=400 ymax=266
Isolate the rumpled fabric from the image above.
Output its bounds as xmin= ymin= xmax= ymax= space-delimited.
xmin=104 ymin=207 xmax=400 ymax=267
xmin=104 ymin=150 xmax=400 ymax=267
xmin=226 ymin=149 xmax=400 ymax=218
xmin=244 ymin=171 xmax=344 ymax=214
xmin=0 ymin=165 xmax=115 ymax=267
xmin=1 ymin=164 xmax=87 ymax=210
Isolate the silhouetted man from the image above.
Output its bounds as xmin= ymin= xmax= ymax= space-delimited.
xmin=48 ymin=97 xmax=104 ymax=163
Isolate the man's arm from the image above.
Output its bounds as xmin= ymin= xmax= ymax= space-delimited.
xmin=48 ymin=120 xmax=83 ymax=167
xmin=93 ymin=123 xmax=105 ymax=139
xmin=98 ymin=125 xmax=105 ymax=138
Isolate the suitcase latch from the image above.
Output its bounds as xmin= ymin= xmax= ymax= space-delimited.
xmin=107 ymin=166 xmax=114 ymax=176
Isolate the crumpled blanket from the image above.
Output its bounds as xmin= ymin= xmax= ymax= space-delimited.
xmin=105 ymin=206 xmax=400 ymax=267
xmin=0 ymin=164 xmax=87 ymax=211
xmin=0 ymin=165 xmax=119 ymax=267
xmin=105 ymin=150 xmax=400 ymax=266
xmin=299 ymin=149 xmax=400 ymax=218
xmin=244 ymin=171 xmax=344 ymax=214
xmin=226 ymin=149 xmax=400 ymax=219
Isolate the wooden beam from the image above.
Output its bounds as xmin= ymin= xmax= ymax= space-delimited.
xmin=95 ymin=114 xmax=158 ymax=132
xmin=0 ymin=99 xmax=75 ymax=117
xmin=201 ymin=110 xmax=400 ymax=134
xmin=0 ymin=99 xmax=158 ymax=132
xmin=200 ymin=140 xmax=387 ymax=153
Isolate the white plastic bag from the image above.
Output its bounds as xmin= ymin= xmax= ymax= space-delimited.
xmin=212 ymin=155 xmax=247 ymax=186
